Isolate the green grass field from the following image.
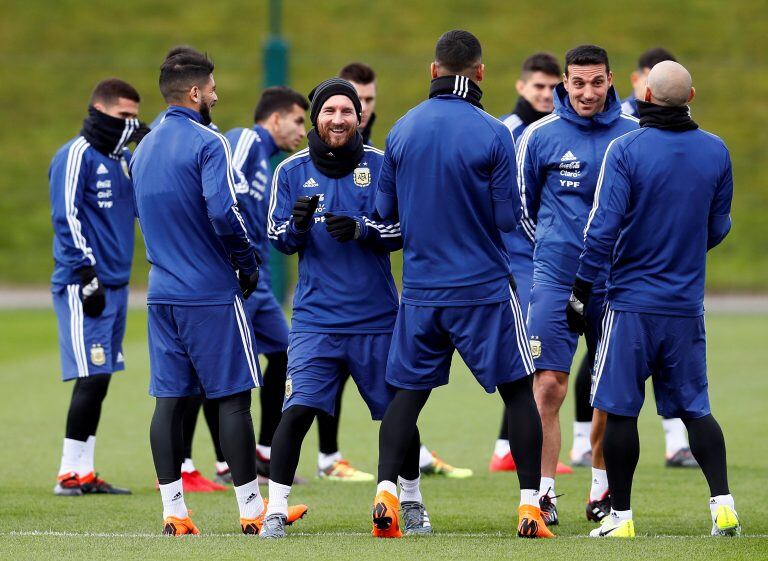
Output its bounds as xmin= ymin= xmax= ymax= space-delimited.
xmin=0 ymin=309 xmax=766 ymax=560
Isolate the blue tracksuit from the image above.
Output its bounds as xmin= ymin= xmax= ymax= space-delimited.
xmin=131 ymin=105 xmax=261 ymax=397
xmin=376 ymin=86 xmax=534 ymax=392
xmin=268 ymin=145 xmax=401 ymax=418
xmin=225 ymin=125 xmax=289 ymax=354
xmin=579 ymin=123 xmax=733 ymax=417
xmin=517 ymin=84 xmax=638 ymax=372
xmin=49 ymin=136 xmax=135 ymax=379
xmin=620 ymin=96 xmax=639 ymax=117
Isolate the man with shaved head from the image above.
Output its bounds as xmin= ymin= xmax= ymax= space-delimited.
xmin=569 ymin=60 xmax=740 ymax=538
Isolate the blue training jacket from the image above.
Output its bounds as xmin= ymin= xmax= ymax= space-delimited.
xmin=577 ymin=125 xmax=733 ymax=316
xmin=516 ymin=84 xmax=639 ymax=287
xmin=49 ymin=137 xmax=135 ymax=287
xmin=620 ymin=96 xmax=639 ymax=117
xmin=376 ymin=89 xmax=519 ymax=306
xmin=225 ymin=125 xmax=279 ymax=291
xmin=267 ymin=145 xmax=400 ymax=333
xmin=130 ymin=105 xmax=259 ymax=305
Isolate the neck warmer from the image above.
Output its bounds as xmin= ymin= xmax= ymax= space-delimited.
xmin=361 ymin=112 xmax=376 ymax=145
xmin=637 ymin=100 xmax=698 ymax=131
xmin=81 ymin=106 xmax=139 ymax=158
xmin=307 ymin=128 xmax=365 ymax=179
xmin=428 ymin=75 xmax=483 ymax=109
xmin=513 ymin=96 xmax=551 ymax=126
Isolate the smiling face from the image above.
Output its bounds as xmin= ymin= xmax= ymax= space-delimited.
xmin=316 ymin=94 xmax=358 ymax=148
xmin=563 ymin=64 xmax=612 ymax=117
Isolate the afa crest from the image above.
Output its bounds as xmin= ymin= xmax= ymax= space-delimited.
xmin=353 ymin=167 xmax=371 ymax=188
xmin=285 ymin=377 xmax=293 ymax=398
xmin=529 ymin=338 xmax=542 ymax=359
xmin=90 ymin=344 xmax=106 ymax=366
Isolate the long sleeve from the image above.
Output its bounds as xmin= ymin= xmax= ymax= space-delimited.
xmin=49 ymin=140 xmax=96 ymax=271
xmin=489 ymin=130 xmax=519 ymax=233
xmin=515 ymin=127 xmax=544 ymax=243
xmin=577 ymin=140 xmax=630 ymax=283
xmin=199 ymin=136 xmax=258 ymax=274
xmin=707 ymin=150 xmax=733 ymax=251
xmin=267 ymin=165 xmax=310 ymax=254
xmin=375 ymin=138 xmax=398 ymax=220
xmin=358 ymin=212 xmax=403 ymax=252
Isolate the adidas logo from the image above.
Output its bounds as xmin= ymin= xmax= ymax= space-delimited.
xmin=96 ymin=163 xmax=109 ymax=175
xmin=561 ymin=150 xmax=577 ymax=162
xmin=172 ymin=492 xmax=182 ymax=501
xmin=245 ymin=492 xmax=258 ymax=504
xmin=303 ymin=177 xmax=319 ymax=188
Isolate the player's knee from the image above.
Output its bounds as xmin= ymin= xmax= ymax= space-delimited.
xmin=534 ymin=370 xmax=568 ymax=409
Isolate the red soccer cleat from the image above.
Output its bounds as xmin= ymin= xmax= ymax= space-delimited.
xmin=556 ymin=462 xmax=574 ymax=475
xmin=489 ymin=451 xmax=517 ymax=472
xmin=182 ymin=470 xmax=226 ymax=492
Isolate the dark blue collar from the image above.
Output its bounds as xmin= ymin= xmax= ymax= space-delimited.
xmin=165 ymin=105 xmax=204 ymax=123
xmin=253 ymin=125 xmax=279 ymax=159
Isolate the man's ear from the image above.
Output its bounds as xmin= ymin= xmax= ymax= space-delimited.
xmin=606 ymin=70 xmax=613 ymax=87
xmin=92 ymin=102 xmax=106 ymax=113
xmin=644 ymin=87 xmax=652 ymax=102
xmin=430 ymin=62 xmax=438 ymax=79
xmin=688 ymin=86 xmax=696 ymax=103
xmin=475 ymin=63 xmax=485 ymax=83
xmin=190 ymin=85 xmax=200 ymax=103
xmin=515 ymin=79 xmax=526 ymax=96
xmin=630 ymin=70 xmax=640 ymax=87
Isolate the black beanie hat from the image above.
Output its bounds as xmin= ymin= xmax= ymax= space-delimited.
xmin=308 ymin=78 xmax=362 ymax=126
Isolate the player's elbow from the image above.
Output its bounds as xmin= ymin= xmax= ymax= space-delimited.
xmin=376 ymin=190 xmax=398 ymax=220
xmin=493 ymin=198 xmax=517 ymax=233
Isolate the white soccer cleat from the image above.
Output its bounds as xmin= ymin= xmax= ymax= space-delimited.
xmin=711 ymin=505 xmax=741 ymax=537
xmin=589 ymin=513 xmax=635 ymax=538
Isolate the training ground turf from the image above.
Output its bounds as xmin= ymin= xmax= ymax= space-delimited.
xmin=0 ymin=309 xmax=766 ymax=560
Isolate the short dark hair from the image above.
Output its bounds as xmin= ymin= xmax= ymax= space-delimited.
xmin=159 ymin=47 xmax=214 ymax=103
xmin=339 ymin=62 xmax=376 ymax=85
xmin=435 ymin=30 xmax=482 ymax=74
xmin=564 ymin=44 xmax=610 ymax=75
xmin=521 ymin=52 xmax=561 ymax=78
xmin=90 ymin=79 xmax=140 ymax=106
xmin=637 ymin=47 xmax=677 ymax=70
xmin=253 ymin=86 xmax=309 ymax=123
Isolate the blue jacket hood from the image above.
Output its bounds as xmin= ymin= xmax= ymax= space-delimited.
xmin=554 ymin=83 xmax=623 ymax=128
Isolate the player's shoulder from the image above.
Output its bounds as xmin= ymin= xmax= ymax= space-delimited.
xmin=275 ymin=148 xmax=311 ymax=176
xmin=52 ymin=135 xmax=93 ymax=169
xmin=517 ymin=113 xmax=562 ymax=146
xmin=363 ymin=144 xmax=385 ymax=159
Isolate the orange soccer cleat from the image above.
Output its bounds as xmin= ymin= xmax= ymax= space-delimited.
xmin=163 ymin=515 xmax=200 ymax=536
xmin=372 ymin=490 xmax=402 ymax=538
xmin=517 ymin=504 xmax=556 ymax=538
xmin=241 ymin=500 xmax=309 ymax=534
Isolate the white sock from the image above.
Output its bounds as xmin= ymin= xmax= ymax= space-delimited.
xmin=78 ymin=435 xmax=96 ymax=477
xmin=180 ymin=458 xmax=196 ymax=473
xmin=160 ymin=479 xmax=188 ymax=519
xmin=377 ymin=480 xmax=397 ymax=497
xmin=58 ymin=438 xmax=86 ymax=477
xmin=234 ymin=479 xmax=265 ymax=520
xmin=398 ymin=476 xmax=422 ymax=503
xmin=590 ymin=468 xmax=609 ymax=501
xmin=215 ymin=461 xmax=229 ymax=473
xmin=318 ymin=451 xmax=342 ymax=471
xmin=494 ymin=439 xmax=511 ymax=457
xmin=709 ymin=494 xmax=735 ymax=520
xmin=572 ymin=422 xmax=592 ymax=457
xmin=610 ymin=508 xmax=633 ymax=521
xmin=519 ymin=488 xmax=540 ymax=507
xmin=662 ymin=418 xmax=689 ymax=457
xmin=256 ymin=444 xmax=271 ymax=460
xmin=418 ymin=445 xmax=433 ymax=469
xmin=266 ymin=480 xmax=291 ymax=517
xmin=539 ymin=477 xmax=556 ymax=503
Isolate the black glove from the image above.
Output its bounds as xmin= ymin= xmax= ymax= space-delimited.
xmin=129 ymin=122 xmax=151 ymax=146
xmin=566 ymin=277 xmax=593 ymax=335
xmin=324 ymin=213 xmax=362 ymax=242
xmin=292 ymin=195 xmax=320 ymax=231
xmin=77 ymin=266 xmax=106 ymax=318
xmin=238 ymin=267 xmax=260 ymax=299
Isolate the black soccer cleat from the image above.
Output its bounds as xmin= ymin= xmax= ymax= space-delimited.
xmin=539 ymin=492 xmax=560 ymax=526
xmin=586 ymin=493 xmax=611 ymax=522
xmin=666 ymin=447 xmax=699 ymax=468
xmin=80 ymin=473 xmax=132 ymax=495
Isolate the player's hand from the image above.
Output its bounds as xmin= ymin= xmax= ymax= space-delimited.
xmin=129 ymin=122 xmax=151 ymax=146
xmin=566 ymin=278 xmax=593 ymax=335
xmin=324 ymin=213 xmax=362 ymax=242
xmin=292 ymin=195 xmax=320 ymax=231
xmin=77 ymin=266 xmax=106 ymax=318
xmin=238 ymin=267 xmax=260 ymax=299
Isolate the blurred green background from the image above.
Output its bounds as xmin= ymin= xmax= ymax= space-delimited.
xmin=1 ymin=0 xmax=766 ymax=290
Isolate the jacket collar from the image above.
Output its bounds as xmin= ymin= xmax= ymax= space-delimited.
xmin=553 ymin=82 xmax=622 ymax=128
xmin=253 ymin=125 xmax=279 ymax=159
xmin=166 ymin=105 xmax=205 ymax=123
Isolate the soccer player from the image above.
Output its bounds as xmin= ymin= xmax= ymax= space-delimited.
xmin=130 ymin=47 xmax=306 ymax=536
xmin=260 ymin=78 xmax=425 ymax=538
xmin=620 ymin=47 xmax=677 ymax=118
xmin=570 ymin=61 xmax=740 ymax=538
xmin=619 ymin=48 xmax=698 ymax=469
xmin=373 ymin=30 xmax=552 ymax=539
xmin=50 ymin=79 xmax=143 ymax=496
xmin=224 ymin=86 xmax=309 ymax=483
xmin=517 ymin=45 xmax=638 ymax=525
xmin=491 ymin=52 xmax=575 ymax=475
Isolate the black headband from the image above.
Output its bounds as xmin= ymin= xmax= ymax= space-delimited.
xmin=308 ymin=78 xmax=362 ymax=126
